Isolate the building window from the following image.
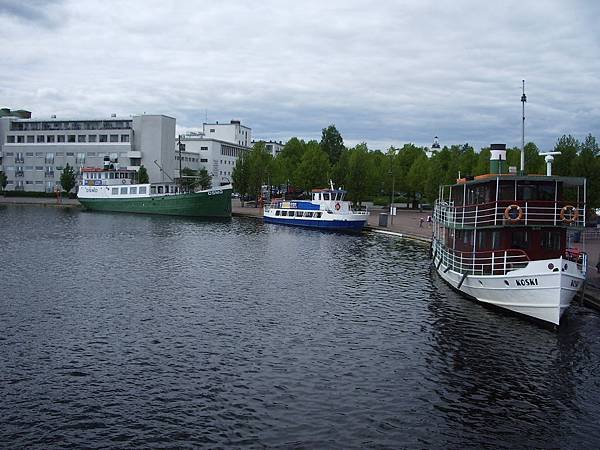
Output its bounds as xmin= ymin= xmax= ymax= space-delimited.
xmin=200 ymin=146 xmax=208 ymax=150
xmin=76 ymin=153 xmax=85 ymax=164
xmin=121 ymin=134 xmax=129 ymax=142
xmin=47 ymin=135 xmax=55 ymax=143
xmin=200 ymin=158 xmax=208 ymax=162
xmin=67 ymin=135 xmax=75 ymax=143
xmin=57 ymin=135 xmax=65 ymax=143
xmin=99 ymin=135 xmax=108 ymax=142
xmin=37 ymin=135 xmax=45 ymax=143
xmin=110 ymin=134 xmax=118 ymax=142
xmin=209 ymin=129 xmax=215 ymax=133
xmin=66 ymin=152 xmax=74 ymax=156
xmin=88 ymin=152 xmax=96 ymax=156
xmin=36 ymin=166 xmax=43 ymax=171
xmin=26 ymin=152 xmax=34 ymax=157
xmin=27 ymin=135 xmax=34 ymax=143
xmin=89 ymin=135 xmax=97 ymax=142
xmin=17 ymin=136 xmax=24 ymax=143
xmin=7 ymin=136 xmax=15 ymax=143
xmin=78 ymin=135 xmax=86 ymax=143
xmin=56 ymin=152 xmax=64 ymax=156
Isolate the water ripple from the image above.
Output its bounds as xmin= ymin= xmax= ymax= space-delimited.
xmin=1 ymin=206 xmax=599 ymax=448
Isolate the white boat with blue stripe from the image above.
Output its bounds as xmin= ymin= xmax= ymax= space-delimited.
xmin=264 ymin=183 xmax=368 ymax=232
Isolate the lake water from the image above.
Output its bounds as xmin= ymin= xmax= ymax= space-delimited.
xmin=1 ymin=205 xmax=600 ymax=448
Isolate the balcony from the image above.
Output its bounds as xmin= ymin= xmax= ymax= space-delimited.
xmin=434 ymin=200 xmax=586 ymax=229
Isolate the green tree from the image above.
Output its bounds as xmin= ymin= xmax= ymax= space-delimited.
xmin=320 ymin=124 xmax=345 ymax=165
xmin=138 ymin=165 xmax=149 ymax=183
xmin=345 ymin=143 xmax=372 ymax=205
xmin=295 ymin=142 xmax=330 ymax=193
xmin=60 ymin=163 xmax=76 ymax=193
xmin=180 ymin=167 xmax=211 ymax=191
xmin=232 ymin=152 xmax=250 ymax=205
xmin=552 ymin=135 xmax=579 ymax=176
xmin=573 ymin=133 xmax=600 ymax=207
xmin=0 ymin=171 xmax=7 ymax=193
xmin=246 ymin=142 xmax=273 ymax=205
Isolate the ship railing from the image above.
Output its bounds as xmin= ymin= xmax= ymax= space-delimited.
xmin=564 ymin=248 xmax=588 ymax=272
xmin=432 ymin=239 xmax=530 ymax=276
xmin=434 ymin=200 xmax=585 ymax=229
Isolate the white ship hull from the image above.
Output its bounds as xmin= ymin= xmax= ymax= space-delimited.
xmin=433 ymin=255 xmax=586 ymax=325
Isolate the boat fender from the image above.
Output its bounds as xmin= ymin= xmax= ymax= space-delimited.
xmin=457 ymin=272 xmax=469 ymax=289
xmin=335 ymin=202 xmax=341 ymax=211
xmin=560 ymin=205 xmax=578 ymax=223
xmin=504 ymin=204 xmax=523 ymax=223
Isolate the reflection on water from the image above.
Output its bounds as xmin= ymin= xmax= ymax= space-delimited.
xmin=1 ymin=206 xmax=599 ymax=448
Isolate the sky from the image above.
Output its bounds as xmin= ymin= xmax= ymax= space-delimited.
xmin=1 ymin=0 xmax=599 ymax=152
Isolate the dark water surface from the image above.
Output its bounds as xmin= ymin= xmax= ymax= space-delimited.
xmin=1 ymin=205 xmax=600 ymax=449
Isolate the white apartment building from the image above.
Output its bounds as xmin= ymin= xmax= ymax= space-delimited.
xmin=252 ymin=140 xmax=284 ymax=157
xmin=0 ymin=110 xmax=175 ymax=192
xmin=177 ymin=120 xmax=252 ymax=186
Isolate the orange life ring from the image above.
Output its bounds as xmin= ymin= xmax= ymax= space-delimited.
xmin=335 ymin=202 xmax=341 ymax=211
xmin=504 ymin=204 xmax=523 ymax=223
xmin=560 ymin=205 xmax=578 ymax=223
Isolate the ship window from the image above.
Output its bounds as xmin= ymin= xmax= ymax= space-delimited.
xmin=498 ymin=181 xmax=515 ymax=201
xmin=109 ymin=173 xmax=114 ymax=179
xmin=139 ymin=186 xmax=147 ymax=194
xmin=112 ymin=187 xmax=118 ymax=194
xmin=158 ymin=186 xmax=163 ymax=194
xmin=120 ymin=187 xmax=127 ymax=194
xmin=540 ymin=231 xmax=561 ymax=251
xmin=275 ymin=210 xmax=280 ymax=216
xmin=281 ymin=210 xmax=288 ymax=216
xmin=130 ymin=187 xmax=137 ymax=194
xmin=323 ymin=193 xmax=330 ymax=200
xmin=511 ymin=230 xmax=529 ymax=250
xmin=491 ymin=230 xmax=501 ymax=249
xmin=151 ymin=186 xmax=156 ymax=194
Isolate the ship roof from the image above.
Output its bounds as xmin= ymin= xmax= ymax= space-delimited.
xmin=447 ymin=173 xmax=586 ymax=188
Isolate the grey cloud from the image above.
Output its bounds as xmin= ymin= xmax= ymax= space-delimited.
xmin=0 ymin=0 xmax=64 ymax=26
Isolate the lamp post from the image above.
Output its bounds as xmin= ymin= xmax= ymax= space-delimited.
xmin=389 ymin=161 xmax=395 ymax=225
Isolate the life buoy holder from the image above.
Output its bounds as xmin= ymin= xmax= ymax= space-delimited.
xmin=560 ymin=205 xmax=578 ymax=223
xmin=122 ymin=179 xmax=126 ymax=184
xmin=504 ymin=204 xmax=523 ymax=223
xmin=335 ymin=202 xmax=341 ymax=211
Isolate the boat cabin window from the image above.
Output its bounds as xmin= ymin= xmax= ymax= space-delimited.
xmin=281 ymin=210 xmax=288 ymax=216
xmin=323 ymin=192 xmax=330 ymax=201
xmin=120 ymin=187 xmax=127 ymax=194
xmin=151 ymin=186 xmax=156 ymax=194
xmin=275 ymin=210 xmax=280 ymax=216
xmin=109 ymin=172 xmax=114 ymax=179
xmin=517 ymin=181 xmax=555 ymax=201
xmin=511 ymin=230 xmax=529 ymax=250
xmin=112 ymin=187 xmax=118 ymax=195
xmin=476 ymin=230 xmax=502 ymax=250
xmin=540 ymin=231 xmax=561 ymax=251
xmin=158 ymin=186 xmax=163 ymax=194
xmin=498 ymin=181 xmax=515 ymax=201
xmin=130 ymin=187 xmax=137 ymax=194
xmin=139 ymin=186 xmax=147 ymax=194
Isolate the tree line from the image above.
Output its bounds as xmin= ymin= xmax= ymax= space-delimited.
xmin=232 ymin=125 xmax=600 ymax=209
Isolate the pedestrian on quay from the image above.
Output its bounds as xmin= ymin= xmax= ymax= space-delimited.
xmin=420 ymin=217 xmax=424 ymax=227
xmin=427 ymin=215 xmax=432 ymax=227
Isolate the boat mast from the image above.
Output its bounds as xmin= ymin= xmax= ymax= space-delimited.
xmin=520 ymin=80 xmax=527 ymax=174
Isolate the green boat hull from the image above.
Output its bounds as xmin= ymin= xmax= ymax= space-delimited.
xmin=78 ymin=188 xmax=232 ymax=217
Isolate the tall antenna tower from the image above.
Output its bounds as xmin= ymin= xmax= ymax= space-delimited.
xmin=520 ymin=80 xmax=527 ymax=174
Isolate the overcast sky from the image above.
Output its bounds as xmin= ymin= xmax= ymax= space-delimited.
xmin=1 ymin=0 xmax=599 ymax=151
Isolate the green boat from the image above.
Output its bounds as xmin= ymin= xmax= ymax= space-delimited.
xmin=78 ymin=167 xmax=232 ymax=218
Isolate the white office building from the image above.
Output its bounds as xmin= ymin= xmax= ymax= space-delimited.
xmin=0 ymin=109 xmax=175 ymax=192
xmin=177 ymin=120 xmax=252 ymax=186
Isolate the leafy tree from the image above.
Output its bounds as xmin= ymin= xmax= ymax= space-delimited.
xmin=180 ymin=167 xmax=212 ymax=191
xmin=246 ymin=142 xmax=273 ymax=205
xmin=60 ymin=163 xmax=76 ymax=193
xmin=320 ymin=124 xmax=345 ymax=165
xmin=552 ymin=135 xmax=579 ymax=176
xmin=295 ymin=141 xmax=330 ymax=193
xmin=523 ymin=142 xmax=545 ymax=174
xmin=232 ymin=153 xmax=250 ymax=205
xmin=573 ymin=133 xmax=600 ymax=207
xmin=0 ymin=171 xmax=7 ymax=193
xmin=138 ymin=165 xmax=149 ymax=184
xmin=345 ymin=143 xmax=372 ymax=205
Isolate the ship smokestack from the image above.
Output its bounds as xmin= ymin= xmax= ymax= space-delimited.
xmin=490 ymin=144 xmax=507 ymax=174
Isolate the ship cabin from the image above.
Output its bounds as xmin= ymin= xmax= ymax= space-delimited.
xmin=434 ymin=144 xmax=586 ymax=272
xmin=81 ymin=167 xmax=135 ymax=187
